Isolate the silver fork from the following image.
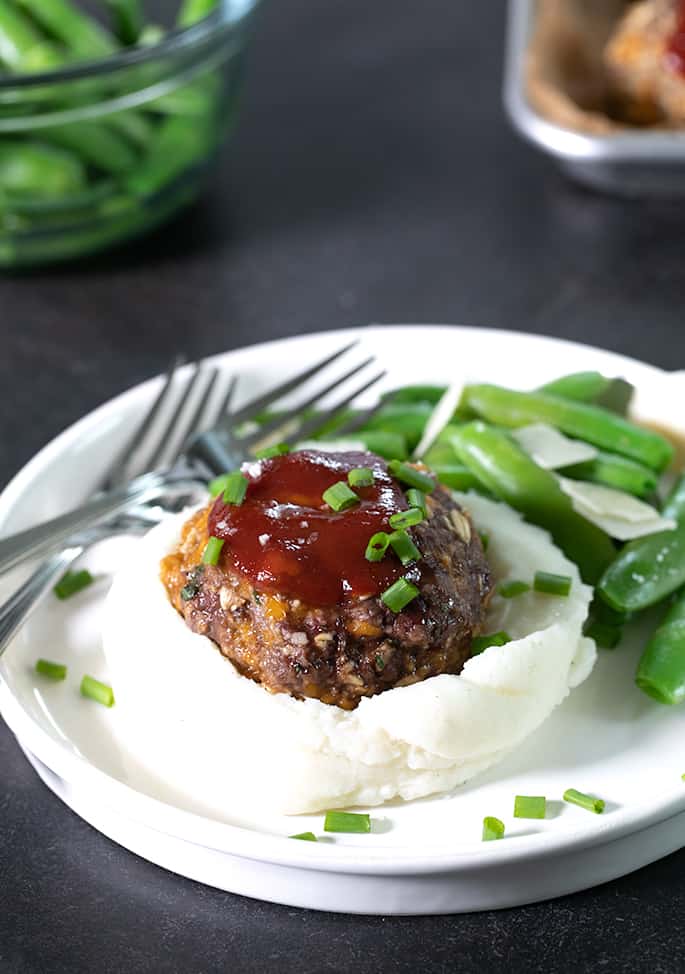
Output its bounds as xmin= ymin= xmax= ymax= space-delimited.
xmin=0 ymin=360 xmax=231 ymax=656
xmin=0 ymin=341 xmax=385 ymax=579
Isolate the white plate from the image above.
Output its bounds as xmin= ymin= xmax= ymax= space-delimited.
xmin=1 ymin=325 xmax=685 ymax=914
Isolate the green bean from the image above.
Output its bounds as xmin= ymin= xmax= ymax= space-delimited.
xmin=359 ymin=402 xmax=433 ymax=450
xmin=105 ymin=0 xmax=143 ymax=44
xmin=16 ymin=0 xmax=117 ymax=58
xmin=461 ymin=384 xmax=673 ymax=472
xmin=598 ymin=474 xmax=685 ymax=612
xmin=0 ymin=0 xmax=63 ymax=71
xmin=450 ymin=422 xmax=616 ymax=584
xmin=431 ymin=464 xmax=482 ymax=491
xmin=137 ymin=23 xmax=163 ymax=46
xmin=46 ymin=121 xmax=139 ymax=173
xmin=106 ymin=109 xmax=154 ymax=148
xmin=636 ymin=590 xmax=685 ymax=705
xmin=0 ymin=140 xmax=85 ymax=195
xmin=563 ymin=450 xmax=658 ymax=499
xmin=538 ymin=372 xmax=612 ymax=403
xmin=125 ymin=113 xmax=213 ymax=196
xmin=381 ymin=385 xmax=447 ymax=406
xmin=177 ymin=0 xmax=217 ymax=27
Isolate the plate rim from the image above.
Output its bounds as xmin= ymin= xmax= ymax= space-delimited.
xmin=2 ymin=323 xmax=684 ymax=877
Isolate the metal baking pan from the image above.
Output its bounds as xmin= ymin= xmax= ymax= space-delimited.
xmin=504 ymin=0 xmax=685 ymax=196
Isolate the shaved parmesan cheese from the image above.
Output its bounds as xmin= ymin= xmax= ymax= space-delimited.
xmin=557 ymin=476 xmax=676 ymax=540
xmin=512 ymin=423 xmax=597 ymax=469
xmin=413 ymin=380 xmax=464 ymax=459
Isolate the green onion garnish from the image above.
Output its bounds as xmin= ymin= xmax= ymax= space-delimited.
xmin=35 ymin=659 xmax=67 ymax=681
xmin=208 ymin=472 xmax=231 ymax=497
xmin=498 ymin=580 xmax=530 ymax=599
xmin=584 ymin=619 xmax=622 ymax=649
xmin=534 ymin=571 xmax=572 ymax=597
xmin=513 ymin=795 xmax=546 ymax=819
xmin=479 ymin=531 xmax=490 ymax=552
xmin=348 ymin=467 xmax=374 ymax=488
xmin=323 ymin=811 xmax=371 ymax=834
xmin=289 ymin=831 xmax=317 ymax=841
xmin=381 ymin=576 xmax=419 ymax=612
xmin=482 ymin=816 xmax=505 ymax=841
xmin=80 ymin=675 xmax=115 ymax=708
xmin=388 ymin=530 xmax=420 ymax=566
xmin=406 ymin=488 xmax=427 ymax=517
xmin=53 ymin=569 xmax=94 ymax=601
xmin=471 ymin=631 xmax=511 ymax=655
xmin=388 ymin=507 xmax=424 ymax=530
xmin=563 ymin=788 xmax=605 ymax=814
xmin=323 ymin=481 xmax=360 ymax=512
xmin=365 ymin=532 xmax=390 ymax=562
xmin=202 ymin=536 xmax=224 ymax=566
xmin=255 ymin=443 xmax=290 ymax=459
xmin=388 ymin=460 xmax=435 ymax=493
xmin=222 ymin=471 xmax=249 ymax=506
xmin=181 ymin=583 xmax=197 ymax=601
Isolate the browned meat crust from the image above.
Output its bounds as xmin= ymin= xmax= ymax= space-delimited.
xmin=161 ymin=470 xmax=491 ymax=711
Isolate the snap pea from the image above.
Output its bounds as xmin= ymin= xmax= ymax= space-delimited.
xmin=381 ymin=384 xmax=447 ymax=406
xmin=538 ymin=372 xmax=612 ymax=403
xmin=105 ymin=0 xmax=143 ymax=44
xmin=461 ymin=384 xmax=673 ymax=472
xmin=0 ymin=140 xmax=85 ymax=195
xmin=359 ymin=402 xmax=433 ymax=450
xmin=598 ymin=474 xmax=685 ymax=612
xmin=450 ymin=422 xmax=616 ymax=584
xmin=563 ymin=450 xmax=658 ymax=499
xmin=431 ymin=464 xmax=482 ymax=491
xmin=177 ymin=0 xmax=217 ymax=27
xmin=356 ymin=430 xmax=408 ymax=461
xmin=636 ymin=590 xmax=685 ymax=705
xmin=16 ymin=0 xmax=117 ymax=59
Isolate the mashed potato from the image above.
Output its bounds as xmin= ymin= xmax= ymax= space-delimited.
xmin=102 ymin=493 xmax=595 ymax=815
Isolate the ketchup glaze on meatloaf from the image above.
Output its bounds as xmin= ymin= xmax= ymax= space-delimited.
xmin=161 ymin=450 xmax=492 ymax=710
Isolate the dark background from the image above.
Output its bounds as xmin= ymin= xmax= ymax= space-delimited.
xmin=2 ymin=1 xmax=684 ymax=971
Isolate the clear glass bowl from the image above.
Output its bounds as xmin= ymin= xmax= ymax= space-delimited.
xmin=0 ymin=0 xmax=259 ymax=267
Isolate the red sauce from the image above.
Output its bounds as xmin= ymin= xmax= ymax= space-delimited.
xmin=666 ymin=0 xmax=685 ymax=76
xmin=207 ymin=450 xmax=419 ymax=606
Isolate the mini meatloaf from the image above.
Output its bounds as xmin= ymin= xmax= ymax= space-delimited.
xmin=161 ymin=450 xmax=492 ymax=710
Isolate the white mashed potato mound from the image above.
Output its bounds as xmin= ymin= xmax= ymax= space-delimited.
xmin=102 ymin=493 xmax=596 ymax=816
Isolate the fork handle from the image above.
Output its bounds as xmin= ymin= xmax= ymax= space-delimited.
xmin=0 ymin=471 xmax=164 ymax=578
xmin=0 ymin=546 xmax=82 ymax=658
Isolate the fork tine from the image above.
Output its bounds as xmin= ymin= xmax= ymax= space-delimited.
xmin=177 ymin=367 xmax=221 ymax=456
xmin=216 ymin=374 xmax=237 ymax=420
xmin=330 ymin=399 xmax=386 ymax=438
xmin=140 ymin=361 xmax=205 ymax=472
xmin=227 ymin=340 xmax=359 ymax=425
xmin=242 ymin=369 xmax=387 ymax=451
xmin=241 ymin=356 xmax=375 ymax=447
xmin=99 ymin=354 xmax=185 ymax=491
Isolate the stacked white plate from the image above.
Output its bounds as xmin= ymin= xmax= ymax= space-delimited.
xmin=1 ymin=326 xmax=684 ymax=914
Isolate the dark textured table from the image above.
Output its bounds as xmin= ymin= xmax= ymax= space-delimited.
xmin=2 ymin=2 xmax=685 ymax=971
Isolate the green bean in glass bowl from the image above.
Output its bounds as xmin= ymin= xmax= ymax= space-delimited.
xmin=0 ymin=0 xmax=259 ymax=267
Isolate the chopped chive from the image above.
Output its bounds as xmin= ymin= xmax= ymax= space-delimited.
xmin=323 ymin=811 xmax=371 ymax=834
xmin=181 ymin=583 xmax=198 ymax=601
xmin=388 ymin=460 xmax=435 ymax=493
xmin=289 ymin=831 xmax=317 ymax=841
xmin=323 ymin=481 xmax=360 ymax=512
xmin=584 ymin=619 xmax=622 ymax=649
xmin=35 ymin=659 xmax=67 ymax=681
xmin=381 ymin=576 xmax=419 ymax=612
xmin=563 ymin=788 xmax=605 ymax=814
xmin=365 ymin=531 xmax=390 ymax=562
xmin=513 ymin=795 xmax=546 ymax=819
xmin=534 ymin=571 xmax=572 ymax=597
xmin=471 ymin=631 xmax=511 ymax=655
xmin=80 ymin=675 xmax=114 ymax=708
xmin=482 ymin=816 xmax=505 ymax=841
xmin=375 ymin=653 xmax=385 ymax=670
xmin=53 ymin=569 xmax=94 ymax=601
xmin=208 ymin=472 xmax=231 ymax=497
xmin=348 ymin=467 xmax=374 ymax=488
xmin=388 ymin=507 xmax=424 ymax=530
xmin=222 ymin=471 xmax=249 ymax=506
xmin=479 ymin=531 xmax=490 ymax=552
xmin=681 ymin=773 xmax=685 ymax=781
xmin=388 ymin=529 xmax=421 ymax=566
xmin=498 ymin=580 xmax=530 ymax=599
xmin=405 ymin=488 xmax=427 ymax=517
xmin=202 ymin=536 xmax=224 ymax=566
xmin=254 ymin=443 xmax=290 ymax=459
